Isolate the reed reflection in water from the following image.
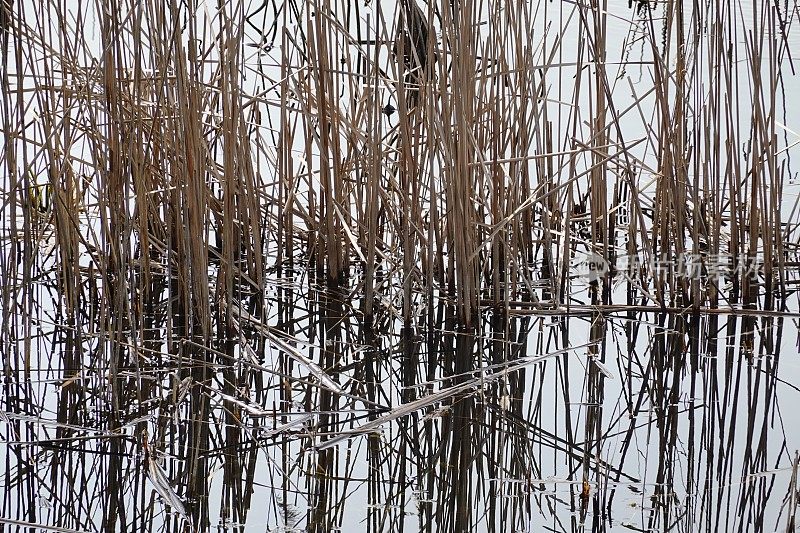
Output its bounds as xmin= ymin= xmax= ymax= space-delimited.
xmin=2 ymin=284 xmax=798 ymax=532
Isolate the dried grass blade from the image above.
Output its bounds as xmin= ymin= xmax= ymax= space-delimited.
xmin=317 ymin=344 xmax=584 ymax=450
xmin=228 ymin=302 xmax=344 ymax=395
xmin=146 ymin=453 xmax=189 ymax=523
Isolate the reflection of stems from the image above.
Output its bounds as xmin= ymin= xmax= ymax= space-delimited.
xmin=787 ymin=451 xmax=799 ymax=533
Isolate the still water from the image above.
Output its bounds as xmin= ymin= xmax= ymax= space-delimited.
xmin=1 ymin=0 xmax=800 ymax=532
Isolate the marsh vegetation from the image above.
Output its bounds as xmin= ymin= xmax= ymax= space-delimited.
xmin=1 ymin=0 xmax=800 ymax=531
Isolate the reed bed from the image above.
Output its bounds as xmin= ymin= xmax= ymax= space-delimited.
xmin=1 ymin=0 xmax=799 ymax=531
